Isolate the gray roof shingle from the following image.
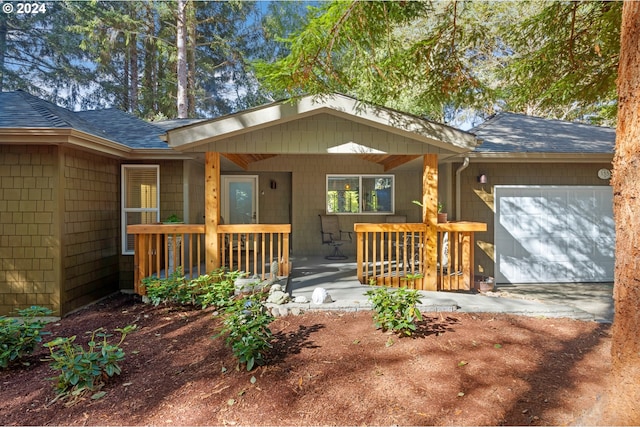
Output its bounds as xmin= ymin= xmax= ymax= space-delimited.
xmin=0 ymin=90 xmax=168 ymax=150
xmin=76 ymin=109 xmax=168 ymax=149
xmin=470 ymin=112 xmax=615 ymax=154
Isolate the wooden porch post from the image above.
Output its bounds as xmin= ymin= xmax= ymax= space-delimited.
xmin=422 ymin=154 xmax=438 ymax=290
xmin=205 ymin=152 xmax=221 ymax=272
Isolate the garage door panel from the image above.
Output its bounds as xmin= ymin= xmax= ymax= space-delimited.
xmin=495 ymin=186 xmax=614 ymax=284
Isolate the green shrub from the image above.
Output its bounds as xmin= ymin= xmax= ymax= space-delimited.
xmin=191 ymin=270 xmax=239 ymax=309
xmin=142 ymin=267 xmax=191 ymax=306
xmin=44 ymin=325 xmax=136 ymax=398
xmin=215 ymin=292 xmax=274 ymax=371
xmin=0 ymin=306 xmax=53 ymax=368
xmin=365 ymin=286 xmax=423 ymax=336
xmin=143 ymin=268 xmax=237 ymax=309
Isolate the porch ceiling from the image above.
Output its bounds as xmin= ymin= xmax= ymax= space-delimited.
xmin=222 ymin=152 xmax=420 ymax=171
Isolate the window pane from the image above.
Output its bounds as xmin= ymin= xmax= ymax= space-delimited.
xmin=122 ymin=165 xmax=159 ymax=254
xmin=362 ymin=177 xmax=393 ymax=213
xmin=124 ymin=168 xmax=158 ymax=209
xmin=327 ymin=176 xmax=359 ymax=213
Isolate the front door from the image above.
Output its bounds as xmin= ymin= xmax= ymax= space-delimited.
xmin=222 ymin=175 xmax=258 ymax=224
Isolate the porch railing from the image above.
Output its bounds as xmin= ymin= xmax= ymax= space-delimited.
xmin=354 ymin=221 xmax=487 ymax=291
xmin=128 ymin=224 xmax=206 ymax=295
xmin=128 ymin=223 xmax=291 ymax=295
xmin=436 ymin=222 xmax=488 ymax=291
xmin=218 ymin=224 xmax=291 ymax=279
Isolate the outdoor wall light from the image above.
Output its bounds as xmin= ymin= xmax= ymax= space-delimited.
xmin=477 ymin=173 xmax=488 ymax=184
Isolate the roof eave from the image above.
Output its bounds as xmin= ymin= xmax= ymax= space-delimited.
xmin=463 ymin=152 xmax=614 ymax=163
xmin=166 ymin=94 xmax=478 ymax=153
xmin=0 ymin=128 xmax=188 ymax=159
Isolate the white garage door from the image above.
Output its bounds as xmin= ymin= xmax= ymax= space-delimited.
xmin=495 ymin=185 xmax=614 ymax=283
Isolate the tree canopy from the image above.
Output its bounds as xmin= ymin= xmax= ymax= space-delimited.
xmin=0 ymin=0 xmax=312 ymax=119
xmin=255 ymin=0 xmax=621 ymax=126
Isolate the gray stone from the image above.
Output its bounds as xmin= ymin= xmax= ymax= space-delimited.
xmin=266 ymin=290 xmax=289 ymax=305
xmin=293 ymin=295 xmax=309 ymax=304
xmin=270 ymin=260 xmax=279 ymax=281
xmin=234 ymin=278 xmax=264 ymax=295
xmin=290 ymin=307 xmax=302 ymax=316
xmin=269 ymin=284 xmax=284 ymax=293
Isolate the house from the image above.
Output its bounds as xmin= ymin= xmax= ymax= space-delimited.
xmin=0 ymin=91 xmax=614 ymax=317
xmin=461 ymin=113 xmax=615 ymax=283
xmin=0 ymin=90 xmax=195 ymax=316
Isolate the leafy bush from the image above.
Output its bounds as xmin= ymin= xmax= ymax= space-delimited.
xmin=191 ymin=270 xmax=239 ymax=309
xmin=215 ymin=292 xmax=274 ymax=371
xmin=142 ymin=268 xmax=237 ymax=309
xmin=142 ymin=267 xmax=192 ymax=306
xmin=365 ymin=286 xmax=423 ymax=336
xmin=44 ymin=325 xmax=136 ymax=398
xmin=0 ymin=306 xmax=53 ymax=368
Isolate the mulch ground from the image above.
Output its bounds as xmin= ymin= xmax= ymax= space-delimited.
xmin=0 ymin=292 xmax=612 ymax=426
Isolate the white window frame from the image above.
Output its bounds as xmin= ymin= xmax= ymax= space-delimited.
xmin=326 ymin=174 xmax=395 ymax=214
xmin=121 ymin=165 xmax=160 ymax=255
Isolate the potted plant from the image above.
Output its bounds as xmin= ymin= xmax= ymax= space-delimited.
xmin=474 ymin=275 xmax=495 ymax=292
xmin=437 ymin=202 xmax=448 ymax=223
xmin=412 ymin=200 xmax=448 ymax=223
xmin=164 ymin=214 xmax=183 ymax=224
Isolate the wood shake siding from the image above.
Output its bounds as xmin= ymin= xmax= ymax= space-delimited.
xmin=0 ymin=145 xmax=58 ymax=315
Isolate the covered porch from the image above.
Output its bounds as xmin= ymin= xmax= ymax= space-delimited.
xmin=128 ymin=216 xmax=486 ymax=294
xmin=127 ymin=94 xmax=487 ymax=294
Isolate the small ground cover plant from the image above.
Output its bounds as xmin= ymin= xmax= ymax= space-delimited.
xmin=44 ymin=324 xmax=136 ymax=402
xmin=0 ymin=305 xmax=52 ymax=368
xmin=215 ymin=291 xmax=274 ymax=371
xmin=365 ymin=286 xmax=423 ymax=336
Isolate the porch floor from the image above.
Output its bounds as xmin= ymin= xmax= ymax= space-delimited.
xmin=286 ymin=256 xmax=613 ymax=322
xmin=288 ymin=256 xmax=369 ymax=304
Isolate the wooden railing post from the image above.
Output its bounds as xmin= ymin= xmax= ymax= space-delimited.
xmin=356 ymin=231 xmax=365 ymax=283
xmin=205 ymin=152 xmax=221 ymax=273
xmin=422 ymin=155 xmax=439 ymax=290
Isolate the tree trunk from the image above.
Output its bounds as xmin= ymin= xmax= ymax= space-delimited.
xmin=607 ymin=1 xmax=640 ymax=424
xmin=130 ymin=37 xmax=139 ymax=114
xmin=143 ymin=3 xmax=157 ymax=115
xmin=187 ymin=0 xmax=196 ymax=118
xmin=0 ymin=15 xmax=7 ymax=92
xmin=176 ymin=0 xmax=188 ymax=118
xmin=123 ymin=46 xmax=130 ymax=111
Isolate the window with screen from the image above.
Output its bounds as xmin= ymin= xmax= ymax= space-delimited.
xmin=122 ymin=165 xmax=159 ymax=254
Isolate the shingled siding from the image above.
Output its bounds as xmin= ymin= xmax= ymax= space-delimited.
xmin=0 ymin=145 xmax=58 ymax=316
xmin=61 ymin=148 xmax=120 ymax=315
xmin=457 ymin=161 xmax=614 ymax=279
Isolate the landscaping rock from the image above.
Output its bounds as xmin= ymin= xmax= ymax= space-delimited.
xmin=293 ymin=295 xmax=309 ymax=303
xmin=269 ymin=284 xmax=284 ymax=293
xmin=311 ymin=287 xmax=333 ymax=304
xmin=267 ymin=290 xmax=289 ymax=305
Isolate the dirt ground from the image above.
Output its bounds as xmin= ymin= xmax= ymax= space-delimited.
xmin=0 ymin=292 xmax=612 ymax=426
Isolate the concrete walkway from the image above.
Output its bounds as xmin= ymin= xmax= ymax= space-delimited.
xmin=283 ymin=257 xmax=614 ymax=323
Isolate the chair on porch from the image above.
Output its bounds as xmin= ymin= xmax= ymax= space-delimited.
xmin=319 ymin=214 xmax=352 ymax=260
